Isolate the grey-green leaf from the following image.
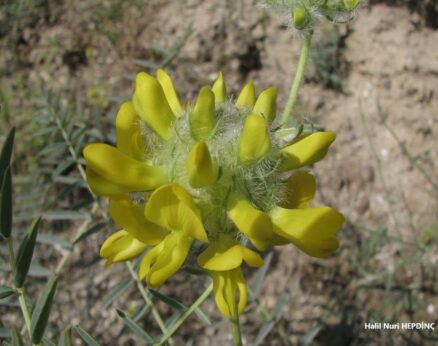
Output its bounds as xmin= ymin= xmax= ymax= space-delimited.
xmin=254 ymin=320 xmax=275 ymax=346
xmin=116 ymin=309 xmax=154 ymax=344
xmin=75 ymin=326 xmax=101 ymax=346
xmin=149 ymin=289 xmax=186 ymax=310
xmin=31 ymin=276 xmax=58 ymax=344
xmin=250 ymin=252 xmax=272 ymax=298
xmin=0 ymin=166 xmax=12 ymax=238
xmin=14 ymin=217 xmax=42 ymax=288
xmin=57 ymin=327 xmax=73 ymax=346
xmin=0 ymin=286 xmax=15 ymax=299
xmin=101 ymin=278 xmax=133 ymax=309
xmin=0 ymin=127 xmax=15 ymax=185
xmin=10 ymin=327 xmax=23 ymax=346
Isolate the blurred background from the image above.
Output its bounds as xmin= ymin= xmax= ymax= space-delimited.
xmin=0 ymin=0 xmax=437 ymax=345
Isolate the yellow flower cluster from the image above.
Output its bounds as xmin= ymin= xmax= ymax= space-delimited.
xmin=83 ymin=70 xmax=344 ymax=318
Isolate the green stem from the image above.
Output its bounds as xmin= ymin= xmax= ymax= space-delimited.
xmin=158 ymin=281 xmax=213 ymax=345
xmin=280 ymin=32 xmax=313 ymax=127
xmin=7 ymin=238 xmax=40 ymax=346
xmin=126 ymin=261 xmax=172 ymax=344
xmin=230 ymin=315 xmax=243 ymax=346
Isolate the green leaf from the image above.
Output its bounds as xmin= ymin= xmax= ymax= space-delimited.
xmin=250 ymin=252 xmax=272 ymax=298
xmin=10 ymin=327 xmax=23 ymax=346
xmin=116 ymin=309 xmax=154 ymax=344
xmin=0 ymin=127 xmax=15 ymax=185
xmin=43 ymin=210 xmax=90 ymax=222
xmin=74 ymin=222 xmax=107 ymax=244
xmin=14 ymin=217 xmax=42 ymax=288
xmin=0 ymin=286 xmax=15 ymax=299
xmin=193 ymin=307 xmax=211 ymax=325
xmin=57 ymin=327 xmax=73 ymax=346
xmin=149 ymin=289 xmax=186 ymax=310
xmin=0 ymin=166 xmax=12 ymax=238
xmin=37 ymin=234 xmax=72 ymax=250
xmin=300 ymin=325 xmax=322 ymax=346
xmin=101 ymin=278 xmax=133 ymax=309
xmin=0 ymin=327 xmax=10 ymax=338
xmin=75 ymin=326 xmax=101 ymax=346
xmin=31 ymin=276 xmax=58 ymax=344
xmin=254 ymin=320 xmax=275 ymax=346
xmin=181 ymin=265 xmax=211 ymax=277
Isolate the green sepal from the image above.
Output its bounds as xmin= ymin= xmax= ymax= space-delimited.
xmin=31 ymin=276 xmax=58 ymax=344
xmin=14 ymin=217 xmax=42 ymax=288
xmin=0 ymin=127 xmax=15 ymax=186
xmin=0 ymin=166 xmax=12 ymax=238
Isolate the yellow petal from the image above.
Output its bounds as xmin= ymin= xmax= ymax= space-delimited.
xmin=211 ymin=269 xmax=247 ymax=318
xmin=211 ymin=72 xmax=227 ymax=103
xmin=270 ymin=206 xmax=345 ymax=258
xmin=115 ymin=101 xmax=147 ymax=161
xmin=228 ymin=200 xmax=272 ymax=251
xmin=236 ymin=80 xmax=256 ymax=109
xmin=144 ymin=183 xmax=208 ymax=242
xmin=252 ymin=87 xmax=277 ymax=123
xmin=109 ymin=195 xmax=168 ymax=245
xmin=197 ymin=234 xmax=264 ymax=270
xmin=280 ymin=132 xmax=336 ymax=171
xmin=239 ymin=113 xmax=272 ymax=164
xmin=86 ymin=166 xmax=129 ymax=196
xmin=189 ymin=86 xmax=215 ymax=140
xmin=139 ymin=231 xmax=193 ymax=287
xmin=240 ymin=247 xmax=264 ymax=267
xmin=132 ymin=72 xmax=175 ymax=140
xmin=156 ymin=69 xmax=183 ymax=116
xmin=212 ymin=271 xmax=229 ymax=316
xmin=198 ymin=244 xmax=243 ymax=271
xmin=100 ymin=230 xmax=147 ymax=264
xmin=84 ymin=144 xmax=167 ymax=192
xmin=281 ymin=171 xmax=316 ymax=209
xmin=234 ymin=269 xmax=248 ymax=315
xmin=186 ymin=141 xmax=217 ymax=188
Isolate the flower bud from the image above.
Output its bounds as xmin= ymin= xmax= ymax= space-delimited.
xmin=186 ymin=141 xmax=217 ymax=188
xmin=343 ymin=0 xmax=361 ymax=10
xmin=239 ymin=113 xmax=272 ymax=164
xmin=190 ymin=87 xmax=215 ymax=140
xmin=212 ymin=72 xmax=227 ymax=104
xmin=292 ymin=7 xmax=310 ymax=30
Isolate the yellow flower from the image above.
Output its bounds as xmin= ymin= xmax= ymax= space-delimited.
xmin=139 ymin=183 xmax=207 ymax=287
xmin=83 ymin=70 xmax=344 ymax=317
xmin=198 ymin=234 xmax=263 ymax=317
xmin=271 ymin=171 xmax=345 ymax=257
xmin=100 ymin=231 xmax=147 ymax=266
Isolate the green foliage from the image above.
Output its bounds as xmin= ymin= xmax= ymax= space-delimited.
xmin=14 ymin=217 xmax=41 ymax=288
xmin=74 ymin=326 xmax=101 ymax=346
xmin=0 ymin=127 xmax=15 ymax=186
xmin=308 ymin=25 xmax=348 ymax=90
xmin=30 ymin=276 xmax=58 ymax=344
xmin=0 ymin=287 xmax=15 ymax=300
xmin=0 ymin=167 xmax=12 ymax=239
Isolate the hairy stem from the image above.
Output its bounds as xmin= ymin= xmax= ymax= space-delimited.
xmin=280 ymin=32 xmax=313 ymax=127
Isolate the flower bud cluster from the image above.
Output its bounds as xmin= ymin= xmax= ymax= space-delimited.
xmin=261 ymin=0 xmax=363 ymax=31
